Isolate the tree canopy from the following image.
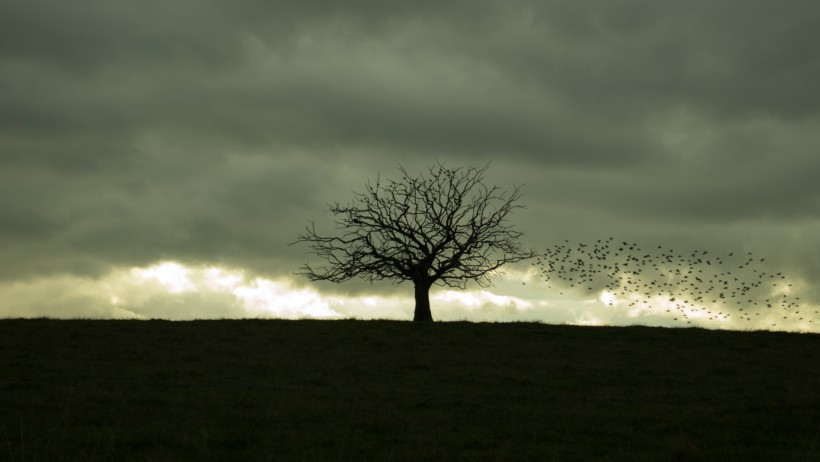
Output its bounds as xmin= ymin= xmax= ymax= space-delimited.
xmin=294 ymin=162 xmax=535 ymax=321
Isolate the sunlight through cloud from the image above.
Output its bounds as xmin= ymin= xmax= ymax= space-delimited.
xmin=132 ymin=262 xmax=196 ymax=294
xmin=0 ymin=260 xmax=815 ymax=332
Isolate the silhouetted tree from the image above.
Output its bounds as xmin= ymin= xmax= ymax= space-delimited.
xmin=293 ymin=162 xmax=535 ymax=322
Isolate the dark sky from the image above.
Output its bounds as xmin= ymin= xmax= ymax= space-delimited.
xmin=1 ymin=1 xmax=818 ymax=329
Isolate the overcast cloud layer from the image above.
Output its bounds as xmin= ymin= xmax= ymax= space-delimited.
xmin=1 ymin=1 xmax=819 ymax=329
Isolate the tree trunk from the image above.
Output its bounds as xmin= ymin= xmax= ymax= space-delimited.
xmin=413 ymin=281 xmax=434 ymax=322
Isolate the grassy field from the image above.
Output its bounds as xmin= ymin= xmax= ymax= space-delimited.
xmin=1 ymin=319 xmax=818 ymax=461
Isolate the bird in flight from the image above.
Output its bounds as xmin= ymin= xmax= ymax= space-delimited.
xmin=534 ymin=238 xmax=804 ymax=330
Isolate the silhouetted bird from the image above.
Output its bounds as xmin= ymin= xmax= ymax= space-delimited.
xmin=534 ymin=239 xmax=805 ymax=330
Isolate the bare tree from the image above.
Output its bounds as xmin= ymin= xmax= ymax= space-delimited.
xmin=292 ymin=162 xmax=535 ymax=322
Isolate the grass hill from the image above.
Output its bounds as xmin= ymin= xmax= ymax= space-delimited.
xmin=1 ymin=319 xmax=818 ymax=461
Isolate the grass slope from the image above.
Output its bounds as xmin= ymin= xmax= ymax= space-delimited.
xmin=1 ymin=319 xmax=818 ymax=461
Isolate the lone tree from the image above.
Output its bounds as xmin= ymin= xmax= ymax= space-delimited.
xmin=293 ymin=162 xmax=535 ymax=322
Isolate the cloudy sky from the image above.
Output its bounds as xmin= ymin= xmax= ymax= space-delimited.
xmin=1 ymin=0 xmax=818 ymax=331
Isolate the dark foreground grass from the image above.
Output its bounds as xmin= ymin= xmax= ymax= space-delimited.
xmin=1 ymin=319 xmax=818 ymax=461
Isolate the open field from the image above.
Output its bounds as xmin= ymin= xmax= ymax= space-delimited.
xmin=1 ymin=319 xmax=818 ymax=461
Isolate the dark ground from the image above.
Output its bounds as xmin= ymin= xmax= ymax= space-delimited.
xmin=1 ymin=319 xmax=818 ymax=461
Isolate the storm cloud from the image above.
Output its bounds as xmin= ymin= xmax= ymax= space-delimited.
xmin=1 ymin=1 xmax=818 ymax=327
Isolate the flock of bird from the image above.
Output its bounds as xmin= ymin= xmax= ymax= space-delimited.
xmin=534 ymin=237 xmax=813 ymax=329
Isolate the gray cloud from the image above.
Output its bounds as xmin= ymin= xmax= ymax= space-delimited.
xmin=1 ymin=1 xmax=819 ymax=323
